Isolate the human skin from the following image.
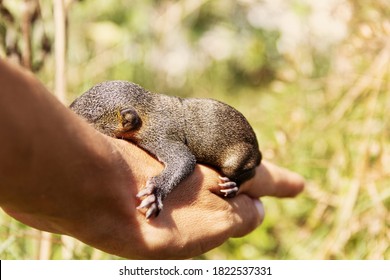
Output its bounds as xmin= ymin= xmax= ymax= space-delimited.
xmin=0 ymin=59 xmax=304 ymax=259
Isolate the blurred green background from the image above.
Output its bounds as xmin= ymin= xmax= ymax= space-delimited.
xmin=0 ymin=0 xmax=389 ymax=259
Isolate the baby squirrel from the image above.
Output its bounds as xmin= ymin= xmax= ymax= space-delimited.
xmin=70 ymin=81 xmax=262 ymax=219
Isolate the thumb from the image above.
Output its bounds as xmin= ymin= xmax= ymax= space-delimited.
xmin=225 ymin=195 xmax=265 ymax=238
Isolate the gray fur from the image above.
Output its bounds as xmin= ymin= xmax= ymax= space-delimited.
xmin=70 ymin=81 xmax=261 ymax=218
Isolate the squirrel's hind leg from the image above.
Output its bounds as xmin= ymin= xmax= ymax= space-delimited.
xmin=217 ymin=144 xmax=260 ymax=197
xmin=218 ymin=176 xmax=238 ymax=197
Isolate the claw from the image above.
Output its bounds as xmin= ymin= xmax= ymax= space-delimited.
xmin=219 ymin=181 xmax=237 ymax=189
xmin=136 ymin=178 xmax=163 ymax=219
xmin=136 ymin=188 xmax=152 ymax=198
xmin=218 ymin=176 xmax=238 ymax=197
xmin=145 ymin=203 xmax=159 ymax=219
xmin=220 ymin=187 xmax=239 ymax=197
xmin=136 ymin=180 xmax=155 ymax=198
xmin=136 ymin=194 xmax=156 ymax=209
xmin=219 ymin=176 xmax=231 ymax=182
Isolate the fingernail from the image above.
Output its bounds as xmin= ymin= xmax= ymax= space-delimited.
xmin=253 ymin=199 xmax=265 ymax=223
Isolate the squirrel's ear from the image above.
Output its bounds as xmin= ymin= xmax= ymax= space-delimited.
xmin=118 ymin=107 xmax=141 ymax=131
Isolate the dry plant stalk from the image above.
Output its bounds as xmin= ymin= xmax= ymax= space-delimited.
xmin=54 ymin=0 xmax=66 ymax=103
xmin=1 ymin=0 xmax=51 ymax=70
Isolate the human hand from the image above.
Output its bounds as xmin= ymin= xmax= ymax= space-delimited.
xmin=125 ymin=149 xmax=305 ymax=259
xmin=3 ymin=137 xmax=304 ymax=259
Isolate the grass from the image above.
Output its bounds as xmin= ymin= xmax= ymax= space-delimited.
xmin=198 ymin=43 xmax=390 ymax=259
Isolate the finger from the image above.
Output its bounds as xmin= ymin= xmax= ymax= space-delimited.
xmin=223 ymin=195 xmax=265 ymax=238
xmin=240 ymin=160 xmax=305 ymax=198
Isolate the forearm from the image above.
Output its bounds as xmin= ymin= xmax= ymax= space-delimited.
xmin=0 ymin=59 xmax=128 ymax=215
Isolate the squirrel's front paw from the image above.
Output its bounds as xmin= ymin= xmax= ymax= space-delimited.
xmin=218 ymin=176 xmax=238 ymax=198
xmin=136 ymin=179 xmax=163 ymax=219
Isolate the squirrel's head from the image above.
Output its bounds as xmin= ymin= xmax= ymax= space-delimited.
xmin=70 ymin=81 xmax=144 ymax=137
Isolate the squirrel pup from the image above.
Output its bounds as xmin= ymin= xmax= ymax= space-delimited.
xmin=70 ymin=81 xmax=262 ymax=219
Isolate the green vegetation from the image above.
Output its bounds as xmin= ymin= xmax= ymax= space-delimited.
xmin=0 ymin=0 xmax=389 ymax=259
